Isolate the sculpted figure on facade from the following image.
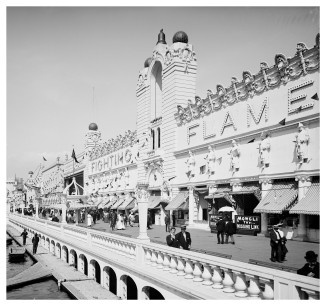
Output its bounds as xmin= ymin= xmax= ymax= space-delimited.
xmin=123 ymin=167 xmax=130 ymax=187
xmin=205 ymin=146 xmax=216 ymax=176
xmin=229 ymin=139 xmax=240 ymax=174
xmin=186 ymin=150 xmax=196 ymax=178
xmin=258 ymin=131 xmax=271 ymax=169
xmin=295 ymin=122 xmax=310 ymax=164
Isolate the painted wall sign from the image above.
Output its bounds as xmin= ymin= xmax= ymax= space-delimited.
xmin=235 ymin=215 xmax=261 ymax=231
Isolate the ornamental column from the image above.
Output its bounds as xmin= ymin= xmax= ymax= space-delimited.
xmin=295 ymin=175 xmax=311 ymax=241
xmin=258 ymin=178 xmax=273 ymax=236
xmin=136 ymin=183 xmax=150 ymax=241
xmin=188 ymin=186 xmax=195 ymax=227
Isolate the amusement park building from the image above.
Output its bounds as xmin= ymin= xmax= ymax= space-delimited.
xmin=28 ymin=30 xmax=320 ymax=243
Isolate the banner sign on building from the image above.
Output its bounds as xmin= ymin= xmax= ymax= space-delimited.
xmin=235 ymin=215 xmax=261 ymax=232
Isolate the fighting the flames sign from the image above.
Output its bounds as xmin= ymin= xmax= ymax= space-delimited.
xmin=235 ymin=215 xmax=261 ymax=231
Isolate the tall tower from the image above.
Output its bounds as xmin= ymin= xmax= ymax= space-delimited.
xmin=84 ymin=122 xmax=102 ymax=155
xmin=136 ymin=30 xmax=197 ymax=188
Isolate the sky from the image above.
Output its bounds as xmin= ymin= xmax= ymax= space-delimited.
xmin=5 ymin=4 xmax=320 ymax=180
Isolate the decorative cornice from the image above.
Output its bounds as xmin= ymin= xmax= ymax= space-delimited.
xmin=174 ymin=34 xmax=319 ymax=126
xmin=295 ymin=175 xmax=312 ymax=183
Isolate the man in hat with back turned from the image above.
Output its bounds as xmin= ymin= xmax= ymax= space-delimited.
xmin=269 ymin=223 xmax=282 ymax=262
xmin=297 ymin=251 xmax=319 ymax=278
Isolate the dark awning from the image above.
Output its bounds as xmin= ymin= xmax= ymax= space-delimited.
xmin=228 ymin=185 xmax=261 ymax=200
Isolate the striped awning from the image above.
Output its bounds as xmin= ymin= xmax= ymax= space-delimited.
xmin=289 ymin=182 xmax=319 ymax=215
xmin=229 ymin=185 xmax=261 ymax=200
xmin=147 ymin=196 xmax=169 ymax=210
xmin=111 ymin=198 xmax=125 ymax=210
xmin=254 ymin=182 xmax=298 ymax=214
xmin=205 ymin=186 xmax=234 ymax=205
xmin=165 ymin=191 xmax=188 ymax=210
xmin=118 ymin=197 xmax=135 ymax=210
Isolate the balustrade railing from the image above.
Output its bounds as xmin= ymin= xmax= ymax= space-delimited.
xmin=8 ymin=213 xmax=319 ymax=300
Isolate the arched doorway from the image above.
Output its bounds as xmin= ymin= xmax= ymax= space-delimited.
xmin=50 ymin=240 xmax=55 ymax=255
xmin=79 ymin=254 xmax=88 ymax=275
xmin=89 ymin=259 xmax=101 ymax=284
xmin=62 ymin=246 xmax=69 ymax=263
xmin=142 ymin=286 xmax=165 ymax=300
xmin=55 ymin=242 xmax=61 ymax=258
xmin=103 ymin=267 xmax=117 ymax=295
xmin=70 ymin=249 xmax=78 ymax=269
xmin=121 ymin=275 xmax=137 ymax=300
xmin=45 ymin=238 xmax=50 ymax=251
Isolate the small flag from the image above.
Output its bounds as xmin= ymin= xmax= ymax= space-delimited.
xmin=311 ymin=93 xmax=319 ymax=101
xmin=43 ymin=156 xmax=47 ymax=161
xmin=279 ymin=118 xmax=286 ymax=126
xmin=248 ymin=139 xmax=255 ymax=143
xmin=71 ymin=149 xmax=79 ymax=163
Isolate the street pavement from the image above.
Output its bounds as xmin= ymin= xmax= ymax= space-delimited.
xmin=71 ymin=218 xmax=319 ymax=270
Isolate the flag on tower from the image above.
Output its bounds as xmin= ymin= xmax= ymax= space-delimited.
xmin=71 ymin=149 xmax=79 ymax=163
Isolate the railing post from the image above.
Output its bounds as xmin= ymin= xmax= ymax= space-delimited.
xmin=234 ymin=271 xmax=248 ymax=297
xmin=260 ymin=278 xmax=274 ymax=300
xmin=176 ymin=256 xmax=186 ymax=276
xmin=135 ymin=244 xmax=146 ymax=266
xmin=192 ymin=260 xmax=203 ymax=282
xmin=202 ymin=263 xmax=213 ymax=286
xmin=211 ymin=265 xmax=223 ymax=289
xmin=301 ymin=288 xmax=319 ymax=300
xmin=222 ymin=268 xmax=235 ymax=293
xmin=247 ymin=274 xmax=261 ymax=298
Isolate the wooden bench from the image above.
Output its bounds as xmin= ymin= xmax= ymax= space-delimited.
xmin=248 ymin=258 xmax=298 ymax=273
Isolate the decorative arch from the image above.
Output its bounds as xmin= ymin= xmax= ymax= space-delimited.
xmin=50 ymin=240 xmax=55 ymax=255
xmin=142 ymin=286 xmax=165 ymax=300
xmin=69 ymin=249 xmax=78 ymax=269
xmin=147 ymin=166 xmax=163 ymax=189
xmin=62 ymin=245 xmax=69 ymax=263
xmin=55 ymin=242 xmax=61 ymax=258
xmin=120 ymin=275 xmax=137 ymax=300
xmin=89 ymin=259 xmax=101 ymax=284
xmin=78 ymin=254 xmax=88 ymax=275
xmin=150 ymin=60 xmax=163 ymax=120
xmin=103 ymin=266 xmax=117 ymax=295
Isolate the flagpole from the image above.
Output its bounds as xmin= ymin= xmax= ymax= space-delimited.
xmin=72 ymin=146 xmax=75 ymax=176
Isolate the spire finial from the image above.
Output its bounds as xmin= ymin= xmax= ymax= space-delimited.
xmin=157 ymin=29 xmax=166 ymax=45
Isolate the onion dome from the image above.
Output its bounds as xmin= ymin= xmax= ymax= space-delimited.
xmin=157 ymin=29 xmax=167 ymax=45
xmin=172 ymin=31 xmax=188 ymax=44
xmin=89 ymin=123 xmax=98 ymax=131
xmin=144 ymin=57 xmax=152 ymax=68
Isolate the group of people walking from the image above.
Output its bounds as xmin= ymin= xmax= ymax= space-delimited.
xmin=216 ymin=216 xmax=236 ymax=244
xmin=269 ymin=223 xmax=288 ymax=262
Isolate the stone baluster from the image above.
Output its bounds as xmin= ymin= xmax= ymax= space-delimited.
xmin=211 ymin=265 xmax=223 ymax=289
xmin=192 ymin=261 xmax=203 ymax=282
xmin=176 ymin=256 xmax=186 ymax=276
xmin=247 ymin=274 xmax=261 ymax=298
xmin=169 ymin=254 xmax=178 ymax=274
xmin=234 ymin=271 xmax=248 ymax=297
xmin=301 ymin=289 xmax=319 ymax=300
xmin=156 ymin=251 xmax=164 ymax=269
xmin=128 ymin=244 xmax=134 ymax=259
xmin=222 ymin=268 xmax=235 ymax=293
xmin=145 ymin=248 xmax=152 ymax=265
xmin=162 ymin=253 xmax=171 ymax=271
xmin=201 ymin=263 xmax=213 ymax=286
xmin=260 ymin=278 xmax=274 ymax=300
xmin=151 ymin=250 xmax=158 ymax=267
xmin=184 ymin=258 xmax=194 ymax=279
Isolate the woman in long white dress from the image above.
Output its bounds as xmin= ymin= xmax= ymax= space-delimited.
xmin=116 ymin=213 xmax=125 ymax=230
xmin=87 ymin=213 xmax=92 ymax=227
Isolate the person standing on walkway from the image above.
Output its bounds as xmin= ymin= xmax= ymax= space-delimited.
xmin=172 ymin=214 xmax=176 ymax=227
xmin=128 ymin=212 xmax=134 ymax=227
xmin=176 ymin=225 xmax=191 ymax=250
xmin=225 ymin=217 xmax=236 ymax=244
xmin=111 ymin=211 xmax=117 ymax=231
xmin=166 ymin=227 xmax=179 ymax=248
xmin=32 ymin=233 xmax=39 ymax=255
xmin=216 ymin=217 xmax=225 ymax=244
xmin=147 ymin=212 xmax=152 ymax=229
xmin=20 ymin=229 xmax=28 ymax=246
xmin=277 ymin=225 xmax=288 ymax=261
xmin=297 ymin=251 xmax=320 ymax=279
xmin=165 ymin=214 xmax=171 ymax=232
xmin=87 ymin=212 xmax=93 ymax=227
xmin=270 ymin=224 xmax=282 ymax=262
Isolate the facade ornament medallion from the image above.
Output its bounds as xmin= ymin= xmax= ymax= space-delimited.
xmin=135 ymin=183 xmax=149 ymax=202
xmin=295 ymin=122 xmax=310 ymax=164
xmin=258 ymin=130 xmax=271 ymax=169
xmin=205 ymin=146 xmax=216 ymax=176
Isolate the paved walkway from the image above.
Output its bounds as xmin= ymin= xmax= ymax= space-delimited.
xmin=7 ymin=225 xmax=119 ymax=300
xmin=75 ymin=219 xmax=319 ymax=270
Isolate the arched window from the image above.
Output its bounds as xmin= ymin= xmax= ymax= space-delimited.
xmin=150 ymin=61 xmax=163 ymax=120
xmin=151 ymin=129 xmax=155 ymax=150
xmin=157 ymin=127 xmax=161 ymax=148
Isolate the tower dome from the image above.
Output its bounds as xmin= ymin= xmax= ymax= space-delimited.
xmin=172 ymin=31 xmax=189 ymax=44
xmin=144 ymin=57 xmax=152 ymax=68
xmin=89 ymin=123 xmax=98 ymax=131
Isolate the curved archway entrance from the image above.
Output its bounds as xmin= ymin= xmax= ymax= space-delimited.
xmin=89 ymin=259 xmax=101 ymax=284
xmin=55 ymin=242 xmax=61 ymax=258
xmin=79 ymin=254 xmax=88 ymax=275
xmin=62 ymin=246 xmax=69 ymax=263
xmin=69 ymin=249 xmax=78 ymax=269
xmin=121 ymin=275 xmax=137 ymax=300
xmin=103 ymin=267 xmax=117 ymax=295
xmin=142 ymin=286 xmax=165 ymax=300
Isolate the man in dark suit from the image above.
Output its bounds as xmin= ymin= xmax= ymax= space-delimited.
xmin=175 ymin=225 xmax=191 ymax=250
xmin=297 ymin=251 xmax=319 ymax=279
xmin=216 ymin=217 xmax=225 ymax=244
xmin=270 ymin=224 xmax=282 ymax=262
xmin=166 ymin=227 xmax=179 ymax=248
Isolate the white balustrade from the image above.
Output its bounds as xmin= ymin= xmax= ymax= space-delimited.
xmin=162 ymin=253 xmax=171 ymax=271
xmin=145 ymin=248 xmax=152 ymax=265
xmin=184 ymin=258 xmax=194 ymax=279
xmin=156 ymin=251 xmax=164 ymax=269
xmin=301 ymin=288 xmax=319 ymax=300
xmin=211 ymin=265 xmax=223 ymax=289
xmin=201 ymin=263 xmax=213 ymax=286
xmin=151 ymin=250 xmax=158 ymax=267
xmin=234 ymin=271 xmax=248 ymax=297
xmin=169 ymin=255 xmax=178 ymax=274
xmin=176 ymin=257 xmax=186 ymax=276
xmin=192 ymin=261 xmax=203 ymax=282
xmin=247 ymin=274 xmax=261 ymax=298
xmin=260 ymin=278 xmax=274 ymax=300
xmin=222 ymin=268 xmax=235 ymax=293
